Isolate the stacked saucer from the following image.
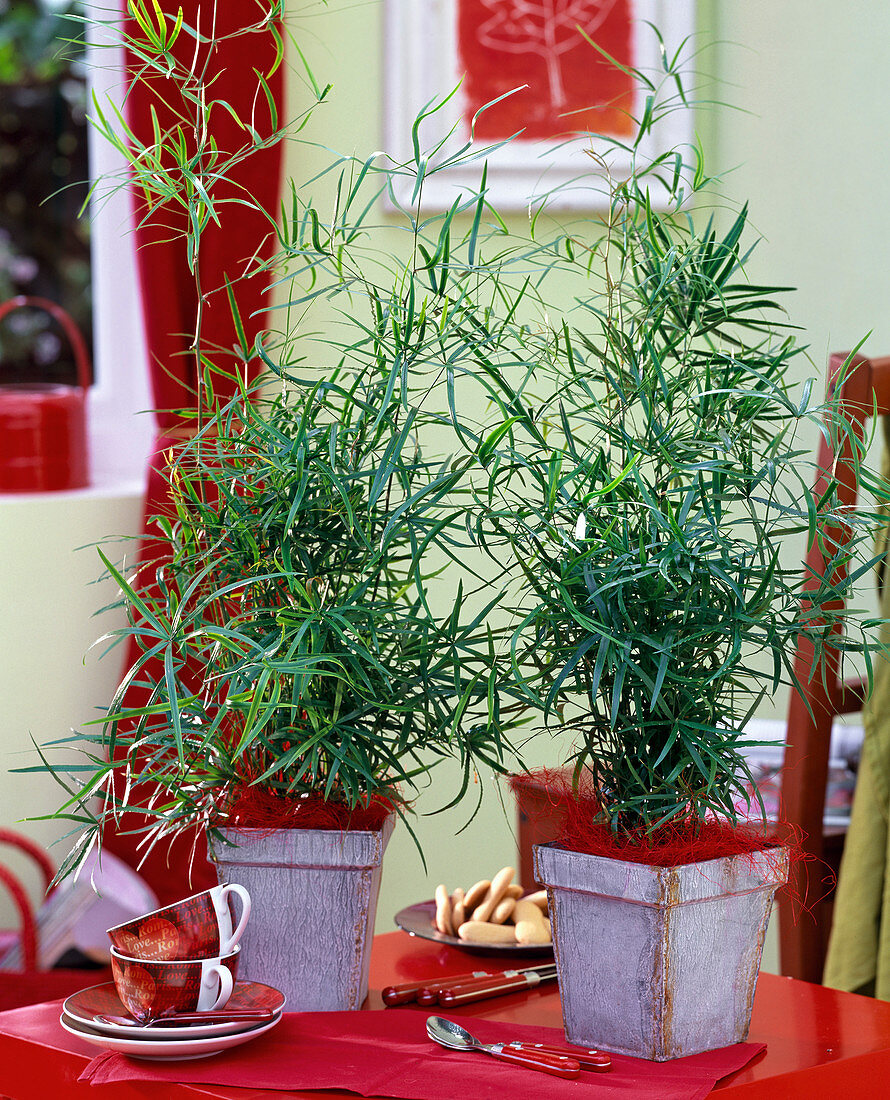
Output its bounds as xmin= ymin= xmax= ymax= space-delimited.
xmin=60 ymin=979 xmax=285 ymax=1061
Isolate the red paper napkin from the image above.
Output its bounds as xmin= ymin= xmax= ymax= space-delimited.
xmin=78 ymin=1009 xmax=764 ymax=1098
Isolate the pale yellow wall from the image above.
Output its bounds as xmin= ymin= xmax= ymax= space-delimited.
xmin=0 ymin=491 xmax=143 ymax=931
xmin=710 ymin=1 xmax=890 ymax=364
xmin=2 ymin=1 xmax=887 ymax=957
xmin=706 ymin=1 xmax=890 ymax=727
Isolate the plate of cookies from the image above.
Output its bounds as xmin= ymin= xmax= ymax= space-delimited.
xmin=394 ymin=866 xmax=554 ymax=957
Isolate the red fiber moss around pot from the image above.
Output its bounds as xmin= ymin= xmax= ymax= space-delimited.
xmin=219 ymin=786 xmax=396 ymax=834
xmin=510 ymin=768 xmax=801 ymax=869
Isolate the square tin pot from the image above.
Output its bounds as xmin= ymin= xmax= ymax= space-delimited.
xmin=210 ymin=816 xmax=394 ymax=1011
xmin=534 ymin=841 xmax=789 ymax=1061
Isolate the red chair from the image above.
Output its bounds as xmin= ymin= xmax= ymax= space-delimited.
xmin=779 ymin=351 xmax=890 ymax=983
xmin=0 ymin=830 xmax=112 ymax=1012
xmin=0 ymin=829 xmax=56 ymax=974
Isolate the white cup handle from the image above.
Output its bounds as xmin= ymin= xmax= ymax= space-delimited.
xmin=206 ymin=963 xmax=235 ymax=1010
xmin=219 ymin=884 xmax=251 ymax=953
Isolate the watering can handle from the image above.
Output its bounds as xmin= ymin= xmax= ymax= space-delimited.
xmin=0 ymin=296 xmax=92 ymax=392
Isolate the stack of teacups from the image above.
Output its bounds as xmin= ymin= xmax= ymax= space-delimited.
xmin=106 ymin=883 xmax=251 ymax=1022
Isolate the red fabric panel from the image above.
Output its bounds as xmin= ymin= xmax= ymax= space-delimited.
xmin=101 ymin=0 xmax=284 ymax=904
xmin=79 ymin=1009 xmax=766 ymax=1097
xmin=125 ymin=0 xmax=283 ymax=423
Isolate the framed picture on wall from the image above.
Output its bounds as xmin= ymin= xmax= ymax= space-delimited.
xmin=383 ymin=0 xmax=695 ymax=210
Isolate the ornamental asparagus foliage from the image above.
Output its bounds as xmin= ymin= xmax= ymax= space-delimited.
xmin=30 ymin=7 xmax=890 ymax=880
xmin=39 ymin=368 xmax=522 ymax=879
xmin=26 ymin=1 xmax=537 ymax=882
xmin=441 ymin=44 xmax=890 ymax=836
xmin=255 ymin=30 xmax=890 ymax=840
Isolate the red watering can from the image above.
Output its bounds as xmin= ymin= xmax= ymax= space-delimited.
xmin=0 ymin=296 xmax=91 ymax=493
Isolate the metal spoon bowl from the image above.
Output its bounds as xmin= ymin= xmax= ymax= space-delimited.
xmin=426 ymin=1015 xmax=478 ymax=1051
xmin=425 ymin=1015 xmax=579 ymax=1079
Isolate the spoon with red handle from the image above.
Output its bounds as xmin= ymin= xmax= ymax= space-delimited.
xmin=94 ymin=1009 xmax=276 ymax=1028
xmin=436 ymin=965 xmax=558 ymax=1007
xmin=506 ymin=1042 xmax=611 ymax=1072
xmin=426 ymin=1016 xmax=579 ymax=1079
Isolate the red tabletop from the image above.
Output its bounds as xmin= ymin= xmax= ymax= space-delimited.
xmin=1 ymin=931 xmax=890 ymax=1098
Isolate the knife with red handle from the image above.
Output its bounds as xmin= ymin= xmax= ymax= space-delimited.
xmin=416 ymin=985 xmax=451 ymax=1008
xmin=382 ymin=969 xmax=495 ymax=1006
xmin=436 ymin=965 xmax=558 ymax=1007
xmin=507 ymin=1041 xmax=612 ymax=1072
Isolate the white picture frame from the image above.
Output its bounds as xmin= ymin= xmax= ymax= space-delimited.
xmin=383 ymin=0 xmax=696 ymax=211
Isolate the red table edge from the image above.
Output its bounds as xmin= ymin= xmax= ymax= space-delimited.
xmin=2 ymin=933 xmax=890 ymax=1097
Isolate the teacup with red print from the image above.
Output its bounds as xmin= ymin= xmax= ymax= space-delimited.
xmin=110 ymin=945 xmax=240 ymax=1023
xmin=107 ymin=883 xmax=251 ymax=962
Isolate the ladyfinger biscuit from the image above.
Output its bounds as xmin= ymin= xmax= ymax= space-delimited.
xmin=451 ymin=886 xmax=466 ymax=929
xmin=457 ymin=920 xmax=517 ymax=944
xmin=463 ymin=879 xmax=490 ymax=912
xmin=523 ymin=889 xmax=548 ymax=912
xmin=490 ymin=895 xmax=516 ymax=924
xmin=472 ymin=866 xmax=515 ymax=923
xmin=435 ymin=883 xmax=453 ymax=935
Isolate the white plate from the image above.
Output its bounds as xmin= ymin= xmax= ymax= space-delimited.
xmin=63 ymin=979 xmax=285 ymax=1039
xmin=59 ymin=1010 xmax=281 ymax=1061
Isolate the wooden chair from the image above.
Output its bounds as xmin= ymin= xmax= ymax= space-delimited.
xmin=779 ymin=351 xmax=890 ymax=983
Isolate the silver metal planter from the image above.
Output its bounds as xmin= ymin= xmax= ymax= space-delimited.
xmin=210 ymin=817 xmax=394 ymax=1011
xmin=534 ymin=841 xmax=789 ymax=1061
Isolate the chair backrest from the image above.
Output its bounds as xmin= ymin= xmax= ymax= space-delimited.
xmin=780 ymin=351 xmax=890 ymax=982
xmin=0 ymin=830 xmax=56 ymax=973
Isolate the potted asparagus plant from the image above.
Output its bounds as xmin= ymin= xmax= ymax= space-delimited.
xmin=443 ymin=52 xmax=890 ymax=1058
xmin=62 ymin=369 xmax=517 ymax=1011
xmin=30 ymin=0 xmax=523 ymax=1011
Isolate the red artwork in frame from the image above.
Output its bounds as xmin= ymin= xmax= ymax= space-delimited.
xmin=457 ymin=0 xmax=635 ymax=142
xmin=383 ymin=0 xmax=694 ymax=211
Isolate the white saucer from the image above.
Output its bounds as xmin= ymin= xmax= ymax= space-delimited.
xmin=63 ymin=979 xmax=285 ymax=1039
xmin=59 ymin=1010 xmax=281 ymax=1060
